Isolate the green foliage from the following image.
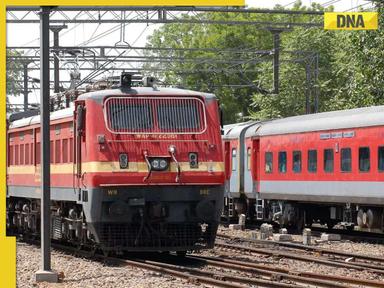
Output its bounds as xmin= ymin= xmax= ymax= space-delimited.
xmin=6 ymin=50 xmax=23 ymax=98
xmin=145 ymin=2 xmax=384 ymax=123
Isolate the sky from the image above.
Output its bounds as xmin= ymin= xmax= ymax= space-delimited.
xmin=6 ymin=0 xmax=376 ymax=105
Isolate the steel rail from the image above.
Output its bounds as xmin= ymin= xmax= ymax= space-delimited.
xmin=217 ymin=233 xmax=384 ymax=264
xmin=214 ymin=242 xmax=384 ymax=275
xmin=187 ymin=255 xmax=349 ymax=288
xmin=18 ymin=237 xmax=384 ymax=288
xmin=191 ymin=254 xmax=384 ymax=288
xmin=48 ymin=242 xmax=295 ymax=288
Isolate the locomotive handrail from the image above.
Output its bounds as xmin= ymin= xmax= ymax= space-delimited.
xmin=169 ymin=145 xmax=181 ymax=183
xmin=143 ymin=150 xmax=152 ymax=182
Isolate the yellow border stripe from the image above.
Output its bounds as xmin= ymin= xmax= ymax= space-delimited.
xmin=1 ymin=1 xmax=16 ymax=287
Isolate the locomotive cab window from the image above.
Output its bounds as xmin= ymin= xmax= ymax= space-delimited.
xmin=324 ymin=149 xmax=334 ymax=173
xmin=341 ymin=148 xmax=352 ymax=172
xmin=292 ymin=151 xmax=301 ymax=173
xmin=278 ymin=151 xmax=287 ymax=173
xmin=359 ymin=147 xmax=370 ymax=172
xmin=308 ymin=150 xmax=317 ymax=173
xmin=232 ymin=148 xmax=237 ymax=171
xmin=379 ymin=146 xmax=384 ymax=172
xmin=265 ymin=152 xmax=273 ymax=173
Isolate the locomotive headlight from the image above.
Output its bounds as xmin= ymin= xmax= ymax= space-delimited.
xmin=119 ymin=153 xmax=128 ymax=169
xmin=189 ymin=152 xmax=199 ymax=168
xmin=159 ymin=159 xmax=168 ymax=169
xmin=150 ymin=158 xmax=169 ymax=171
xmin=151 ymin=159 xmax=160 ymax=169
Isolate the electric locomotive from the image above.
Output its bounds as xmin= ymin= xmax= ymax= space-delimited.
xmin=6 ymin=74 xmax=225 ymax=253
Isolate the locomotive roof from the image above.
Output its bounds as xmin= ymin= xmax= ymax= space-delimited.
xmin=246 ymin=105 xmax=384 ymax=137
xmin=9 ymin=87 xmax=216 ymax=130
xmin=77 ymin=86 xmax=216 ymax=101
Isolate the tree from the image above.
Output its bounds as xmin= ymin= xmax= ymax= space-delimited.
xmin=6 ymin=50 xmax=23 ymax=100
xmin=144 ymin=1 xmax=384 ymax=123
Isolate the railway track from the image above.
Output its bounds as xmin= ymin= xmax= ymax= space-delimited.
xmin=17 ymin=235 xmax=384 ymax=287
xmin=216 ymin=233 xmax=384 ymax=276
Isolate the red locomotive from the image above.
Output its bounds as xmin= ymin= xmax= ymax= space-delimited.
xmin=224 ymin=106 xmax=384 ymax=232
xmin=6 ymin=74 xmax=225 ymax=254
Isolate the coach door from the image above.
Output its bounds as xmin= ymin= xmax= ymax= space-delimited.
xmin=244 ymin=139 xmax=260 ymax=198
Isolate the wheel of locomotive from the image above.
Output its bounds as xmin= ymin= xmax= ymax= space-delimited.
xmin=176 ymin=251 xmax=187 ymax=257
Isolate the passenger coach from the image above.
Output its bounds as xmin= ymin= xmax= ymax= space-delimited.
xmin=225 ymin=106 xmax=384 ymax=232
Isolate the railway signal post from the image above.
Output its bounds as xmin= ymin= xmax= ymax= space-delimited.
xmin=35 ymin=6 xmax=58 ymax=283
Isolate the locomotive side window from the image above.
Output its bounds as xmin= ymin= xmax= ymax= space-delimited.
xmin=378 ymin=146 xmax=384 ymax=172
xmin=340 ymin=148 xmax=352 ymax=172
xmin=36 ymin=143 xmax=40 ymax=165
xmin=247 ymin=147 xmax=251 ymax=171
xmin=63 ymin=139 xmax=68 ymax=163
xmin=55 ymin=140 xmax=61 ymax=163
xmin=265 ymin=152 xmax=273 ymax=173
xmin=50 ymin=141 xmax=54 ymax=164
xmin=308 ymin=150 xmax=317 ymax=172
xmin=278 ymin=151 xmax=287 ymax=173
xmin=69 ymin=138 xmax=74 ymax=162
xmin=324 ymin=149 xmax=334 ymax=173
xmin=232 ymin=148 xmax=237 ymax=171
xmin=15 ymin=145 xmax=19 ymax=165
xmin=20 ymin=144 xmax=24 ymax=165
xmin=9 ymin=145 xmax=13 ymax=166
xmin=25 ymin=143 xmax=29 ymax=165
xmin=359 ymin=147 xmax=370 ymax=172
xmin=292 ymin=151 xmax=301 ymax=173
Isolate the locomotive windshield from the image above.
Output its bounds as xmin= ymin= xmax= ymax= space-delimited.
xmin=104 ymin=96 xmax=206 ymax=134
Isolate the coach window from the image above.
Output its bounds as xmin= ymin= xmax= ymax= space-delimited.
xmin=359 ymin=147 xmax=370 ymax=172
xmin=232 ymin=148 xmax=237 ymax=171
xmin=324 ymin=149 xmax=334 ymax=173
xmin=278 ymin=151 xmax=287 ymax=173
xmin=379 ymin=146 xmax=384 ymax=172
xmin=265 ymin=152 xmax=273 ymax=173
xmin=308 ymin=150 xmax=317 ymax=173
xmin=247 ymin=148 xmax=251 ymax=170
xmin=341 ymin=148 xmax=352 ymax=172
xmin=293 ymin=151 xmax=301 ymax=173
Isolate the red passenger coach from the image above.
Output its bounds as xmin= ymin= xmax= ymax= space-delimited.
xmin=225 ymin=106 xmax=384 ymax=233
xmin=6 ymin=75 xmax=225 ymax=253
